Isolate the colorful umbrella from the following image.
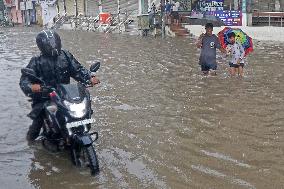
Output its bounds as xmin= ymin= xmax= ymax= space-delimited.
xmin=218 ymin=27 xmax=253 ymax=56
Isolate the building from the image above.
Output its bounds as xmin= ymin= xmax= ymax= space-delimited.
xmin=0 ymin=0 xmax=5 ymax=20
xmin=3 ymin=0 xmax=283 ymax=28
xmin=2 ymin=0 xmax=37 ymax=25
xmin=3 ymin=0 xmax=22 ymax=24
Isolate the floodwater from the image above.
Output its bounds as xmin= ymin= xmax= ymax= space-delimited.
xmin=0 ymin=27 xmax=283 ymax=189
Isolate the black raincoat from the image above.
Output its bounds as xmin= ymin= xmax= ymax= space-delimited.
xmin=19 ymin=49 xmax=92 ymax=119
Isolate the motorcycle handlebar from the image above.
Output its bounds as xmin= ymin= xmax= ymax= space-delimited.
xmin=40 ymin=86 xmax=55 ymax=93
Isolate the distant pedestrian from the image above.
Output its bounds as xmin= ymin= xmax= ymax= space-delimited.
xmin=149 ymin=2 xmax=156 ymax=27
xmin=226 ymin=32 xmax=246 ymax=77
xmin=172 ymin=0 xmax=180 ymax=25
xmin=151 ymin=2 xmax=156 ymax=14
xmin=196 ymin=23 xmax=226 ymax=75
xmin=165 ymin=0 xmax=172 ymax=25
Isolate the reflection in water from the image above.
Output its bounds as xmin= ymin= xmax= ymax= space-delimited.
xmin=0 ymin=27 xmax=283 ymax=189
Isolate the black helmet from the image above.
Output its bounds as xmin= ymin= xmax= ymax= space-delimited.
xmin=36 ymin=30 xmax=61 ymax=57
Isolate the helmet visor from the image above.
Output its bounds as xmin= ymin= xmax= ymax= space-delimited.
xmin=43 ymin=30 xmax=56 ymax=48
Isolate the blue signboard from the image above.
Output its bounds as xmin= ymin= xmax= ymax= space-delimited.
xmin=214 ymin=10 xmax=242 ymax=26
xmin=198 ymin=0 xmax=224 ymax=12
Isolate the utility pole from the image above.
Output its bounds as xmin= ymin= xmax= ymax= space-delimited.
xmin=117 ymin=0 xmax=120 ymax=33
xmin=63 ymin=0 xmax=66 ymax=15
xmin=23 ymin=0 xmax=26 ymax=25
xmin=242 ymin=0 xmax=247 ymax=26
xmin=99 ymin=0 xmax=102 ymax=13
xmin=161 ymin=0 xmax=165 ymax=38
xmin=74 ymin=0 xmax=78 ymax=29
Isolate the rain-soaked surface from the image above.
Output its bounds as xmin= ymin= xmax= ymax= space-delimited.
xmin=0 ymin=27 xmax=283 ymax=189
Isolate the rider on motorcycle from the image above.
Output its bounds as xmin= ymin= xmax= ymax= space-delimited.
xmin=19 ymin=30 xmax=100 ymax=141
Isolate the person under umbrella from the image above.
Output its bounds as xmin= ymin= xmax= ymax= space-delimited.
xmin=226 ymin=32 xmax=246 ymax=77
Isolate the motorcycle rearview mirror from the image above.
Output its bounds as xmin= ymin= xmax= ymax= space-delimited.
xmin=90 ymin=62 xmax=100 ymax=73
xmin=21 ymin=68 xmax=45 ymax=84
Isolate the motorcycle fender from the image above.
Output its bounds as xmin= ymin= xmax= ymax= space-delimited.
xmin=78 ymin=135 xmax=93 ymax=146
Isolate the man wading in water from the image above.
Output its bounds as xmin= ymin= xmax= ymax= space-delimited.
xmin=197 ymin=23 xmax=226 ymax=75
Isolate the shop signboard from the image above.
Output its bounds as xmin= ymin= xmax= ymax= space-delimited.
xmin=198 ymin=0 xmax=224 ymax=12
xmin=214 ymin=10 xmax=242 ymax=26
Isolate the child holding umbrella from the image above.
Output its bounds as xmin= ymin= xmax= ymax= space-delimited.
xmin=218 ymin=27 xmax=253 ymax=78
xmin=226 ymin=32 xmax=246 ymax=77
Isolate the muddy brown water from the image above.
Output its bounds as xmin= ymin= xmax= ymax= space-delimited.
xmin=0 ymin=27 xmax=283 ymax=189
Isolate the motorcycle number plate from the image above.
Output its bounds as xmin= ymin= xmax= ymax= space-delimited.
xmin=66 ymin=118 xmax=96 ymax=129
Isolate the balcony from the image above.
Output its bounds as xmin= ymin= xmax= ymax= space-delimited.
xmin=252 ymin=11 xmax=284 ymax=27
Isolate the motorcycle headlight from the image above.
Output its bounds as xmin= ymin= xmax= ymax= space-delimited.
xmin=64 ymin=98 xmax=87 ymax=118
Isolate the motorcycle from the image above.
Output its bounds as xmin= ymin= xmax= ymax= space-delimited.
xmin=21 ymin=62 xmax=100 ymax=175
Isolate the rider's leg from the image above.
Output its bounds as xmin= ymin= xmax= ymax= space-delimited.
xmin=26 ymin=116 xmax=44 ymax=141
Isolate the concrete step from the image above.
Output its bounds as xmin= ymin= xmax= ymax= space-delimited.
xmin=175 ymin=33 xmax=191 ymax=37
xmin=170 ymin=28 xmax=188 ymax=32
xmin=169 ymin=24 xmax=190 ymax=36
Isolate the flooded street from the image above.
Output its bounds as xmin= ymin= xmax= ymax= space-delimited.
xmin=0 ymin=27 xmax=283 ymax=189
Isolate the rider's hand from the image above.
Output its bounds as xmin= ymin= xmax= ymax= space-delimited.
xmin=31 ymin=84 xmax=41 ymax=93
xmin=91 ymin=76 xmax=100 ymax=86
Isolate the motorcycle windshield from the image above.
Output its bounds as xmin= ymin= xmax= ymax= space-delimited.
xmin=57 ymin=83 xmax=87 ymax=103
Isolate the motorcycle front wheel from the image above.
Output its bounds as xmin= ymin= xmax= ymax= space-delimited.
xmin=71 ymin=145 xmax=99 ymax=175
xmin=85 ymin=145 xmax=100 ymax=175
